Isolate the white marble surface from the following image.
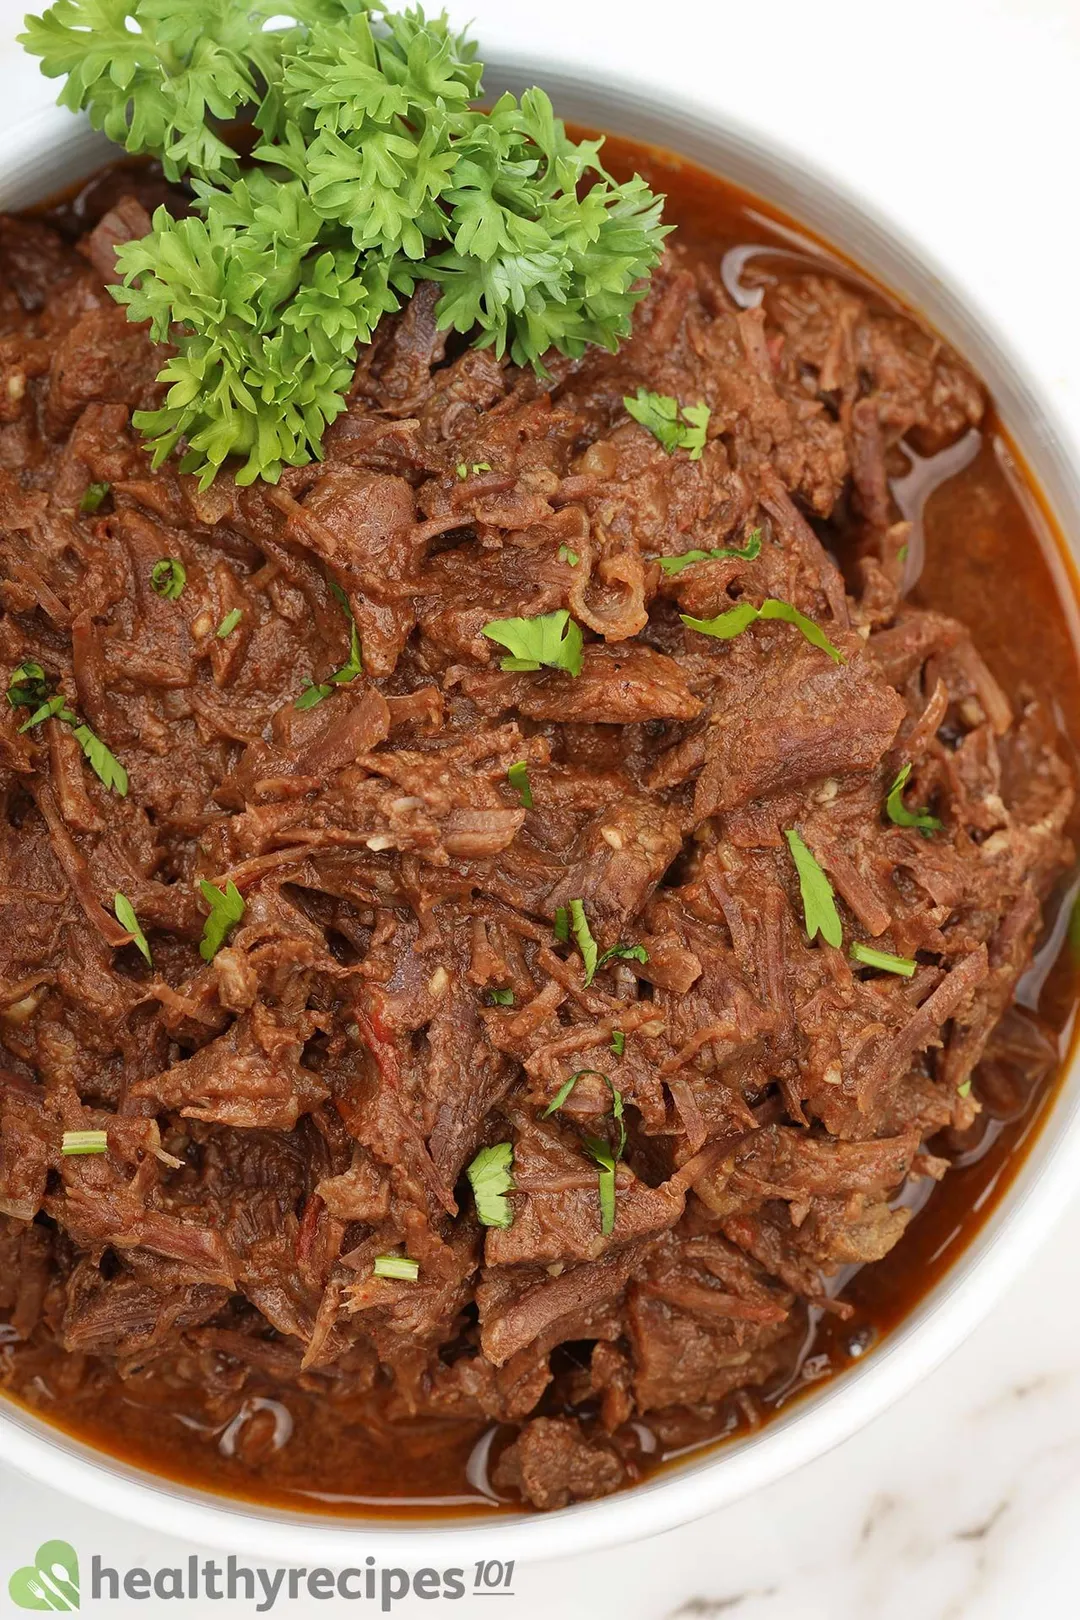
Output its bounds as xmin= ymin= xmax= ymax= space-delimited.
xmin=2 ymin=0 xmax=1080 ymax=1613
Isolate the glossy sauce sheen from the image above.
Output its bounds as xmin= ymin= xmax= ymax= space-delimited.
xmin=4 ymin=133 xmax=1080 ymax=1517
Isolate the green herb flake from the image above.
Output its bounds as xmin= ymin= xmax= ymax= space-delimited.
xmin=19 ymin=693 xmax=73 ymax=733
xmin=553 ymin=906 xmax=570 ymax=944
xmin=79 ymin=481 xmax=110 ymax=515
xmin=216 ymin=608 xmax=242 ymax=639
xmin=558 ymin=544 xmax=580 ymax=566
xmin=485 ymin=987 xmax=515 ymax=1007
xmin=850 ymin=942 xmax=916 ymax=978
xmin=481 ymin=610 xmax=584 ymax=677
xmin=569 ymin=898 xmax=598 ymax=985
xmin=610 ymin=1030 xmax=626 ymax=1058
xmin=596 ymin=942 xmax=649 ymax=971
xmin=71 ymin=722 xmax=128 ymax=795
xmin=372 ymin=1254 xmax=419 ymax=1281
xmin=466 ymin=1141 xmax=515 ymax=1229
xmin=7 ymin=660 xmax=50 ymax=710
xmin=151 ymin=558 xmax=187 ymax=600
xmin=296 ymin=585 xmax=362 ymax=710
xmin=543 ymin=1069 xmax=627 ymax=1233
xmin=198 ymin=879 xmax=245 ymax=962
xmin=114 ymin=893 xmax=152 ymax=966
xmin=456 ymin=463 xmax=468 ymax=479
xmin=658 ymin=528 xmax=763 ymax=577
xmin=624 ymin=390 xmax=710 ymax=459
xmin=785 ymin=828 xmax=843 ymax=948
xmin=507 ymin=761 xmax=534 ymax=808
xmin=957 ymin=1079 xmax=973 ymax=1099
xmin=885 ymin=763 xmax=942 ymax=836
xmin=61 ymin=1129 xmax=108 ymax=1156
xmin=682 ymin=597 xmax=843 ymax=663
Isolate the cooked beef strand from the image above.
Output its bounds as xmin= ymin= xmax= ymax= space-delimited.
xmin=0 ymin=151 xmax=1075 ymax=1516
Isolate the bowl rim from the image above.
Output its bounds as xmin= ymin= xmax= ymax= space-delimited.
xmin=2 ymin=55 xmax=1080 ymax=1569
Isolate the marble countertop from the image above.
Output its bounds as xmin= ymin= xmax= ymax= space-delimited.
xmin=2 ymin=0 xmax=1080 ymax=1613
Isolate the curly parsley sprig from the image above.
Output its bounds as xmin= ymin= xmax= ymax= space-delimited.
xmin=21 ymin=1 xmax=669 ymax=489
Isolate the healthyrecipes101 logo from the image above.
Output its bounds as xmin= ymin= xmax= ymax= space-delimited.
xmin=9 ymin=1540 xmax=81 ymax=1610
xmin=7 ymin=1541 xmax=517 ymax=1610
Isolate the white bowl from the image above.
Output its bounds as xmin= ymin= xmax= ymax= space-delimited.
xmin=2 ymin=61 xmax=1079 ymax=1570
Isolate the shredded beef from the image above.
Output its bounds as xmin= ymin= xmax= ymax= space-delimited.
xmin=0 ymin=196 xmax=1073 ymax=1513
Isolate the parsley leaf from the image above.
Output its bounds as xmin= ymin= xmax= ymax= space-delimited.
xmin=885 ymin=763 xmax=942 ymax=836
xmin=216 ymin=608 xmax=242 ymax=638
xmin=785 ymin=828 xmax=843 ymax=948
xmin=9 ymin=664 xmax=128 ymax=793
xmin=79 ymin=481 xmax=110 ymax=514
xmin=507 ymin=761 xmax=533 ymax=808
xmin=61 ymin=1129 xmax=108 ymax=1157
xmin=24 ymin=7 xmax=668 ymax=488
xmin=296 ymin=582 xmax=362 ymax=710
xmin=624 ymin=389 xmax=710 ymax=459
xmin=553 ymin=906 xmax=570 ymax=944
xmin=484 ymin=987 xmax=515 ymax=1007
xmin=658 ymin=528 xmax=763 ymax=577
xmin=542 ymin=1068 xmax=627 ymax=1234
xmin=569 ymin=898 xmax=598 ymax=985
xmin=610 ymin=1030 xmax=626 ymax=1058
xmin=151 ymin=558 xmax=187 ymax=599
xmin=682 ymin=598 xmax=844 ymax=663
xmin=466 ymin=1140 xmax=515 ymax=1229
xmin=7 ymin=660 xmax=51 ymax=710
xmin=372 ymin=1254 xmax=419 ymax=1281
xmin=957 ymin=1079 xmax=973 ymax=1099
xmin=558 ymin=544 xmax=580 ymax=566
xmin=114 ymin=893 xmax=152 ymax=966
xmin=850 ymin=942 xmax=916 ymax=977
xmin=198 ymin=878 xmax=245 ymax=962
xmin=596 ymin=942 xmax=649 ymax=970
xmin=482 ymin=610 xmax=584 ymax=677
xmin=71 ymin=722 xmax=128 ymax=795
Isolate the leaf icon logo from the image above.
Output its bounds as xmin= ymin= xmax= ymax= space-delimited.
xmin=8 ymin=1540 xmax=80 ymax=1610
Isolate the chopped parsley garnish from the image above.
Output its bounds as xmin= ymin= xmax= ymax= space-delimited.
xmin=850 ymin=942 xmax=916 ymax=978
xmin=150 ymin=558 xmax=187 ymax=600
xmin=957 ymin=1079 xmax=973 ymax=1099
xmin=482 ymin=611 xmax=584 ymax=677
xmin=597 ymin=942 xmax=649 ymax=970
xmin=624 ymin=389 xmax=710 ymax=459
xmin=456 ymin=461 xmax=490 ymax=478
xmin=79 ymin=481 xmax=110 ymax=514
xmin=682 ymin=598 xmax=843 ymax=663
xmin=885 ymin=763 xmax=942 ymax=836
xmin=542 ymin=1069 xmax=626 ymax=1235
xmin=553 ymin=906 xmax=570 ymax=944
xmin=569 ymin=898 xmax=598 ymax=985
xmin=7 ymin=660 xmax=51 ymax=710
xmin=484 ymin=987 xmax=515 ymax=1007
xmin=611 ymin=1030 xmax=626 ymax=1058
xmin=507 ymin=761 xmax=533 ymax=808
xmin=658 ymin=528 xmax=762 ymax=577
xmin=61 ymin=1129 xmax=108 ymax=1156
xmin=372 ymin=1254 xmax=419 ymax=1281
xmin=198 ymin=879 xmax=245 ymax=962
xmin=216 ymin=608 xmax=242 ymax=638
xmin=114 ymin=893 xmax=152 ymax=966
xmin=9 ymin=665 xmax=129 ymax=794
xmin=22 ymin=6 xmax=666 ymax=489
xmin=296 ymin=581 xmax=362 ymax=709
xmin=785 ymin=829 xmax=843 ymax=948
xmin=558 ymin=544 xmax=580 ymax=566
xmin=72 ymin=722 xmax=128 ymax=795
xmin=466 ymin=1141 xmax=515 ymax=1229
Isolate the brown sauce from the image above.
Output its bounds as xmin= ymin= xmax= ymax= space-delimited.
xmin=3 ymin=132 xmax=1079 ymax=1517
